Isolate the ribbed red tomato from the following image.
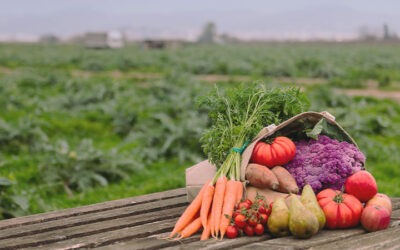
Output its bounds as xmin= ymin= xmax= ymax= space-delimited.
xmin=250 ymin=136 xmax=296 ymax=168
xmin=317 ymin=189 xmax=363 ymax=229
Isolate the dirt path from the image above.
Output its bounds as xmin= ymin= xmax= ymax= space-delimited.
xmin=2 ymin=66 xmax=400 ymax=102
xmin=342 ymin=88 xmax=400 ymax=103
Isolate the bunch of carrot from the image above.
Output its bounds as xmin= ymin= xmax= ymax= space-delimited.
xmin=167 ymin=176 xmax=243 ymax=241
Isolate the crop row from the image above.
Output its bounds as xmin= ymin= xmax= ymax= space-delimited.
xmin=1 ymin=43 xmax=400 ymax=87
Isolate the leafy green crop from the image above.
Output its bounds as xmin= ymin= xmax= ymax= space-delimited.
xmin=39 ymin=139 xmax=137 ymax=194
xmin=198 ymin=84 xmax=310 ymax=169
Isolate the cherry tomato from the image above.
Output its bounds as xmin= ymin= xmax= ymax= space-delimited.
xmin=254 ymin=223 xmax=265 ymax=235
xmin=238 ymin=202 xmax=250 ymax=210
xmin=244 ymin=199 xmax=253 ymax=206
xmin=226 ymin=225 xmax=239 ymax=239
xmin=247 ymin=215 xmax=258 ymax=227
xmin=234 ymin=214 xmax=247 ymax=228
xmin=232 ymin=210 xmax=241 ymax=219
xmin=259 ymin=213 xmax=268 ymax=225
xmin=243 ymin=225 xmax=254 ymax=236
xmin=258 ymin=205 xmax=266 ymax=214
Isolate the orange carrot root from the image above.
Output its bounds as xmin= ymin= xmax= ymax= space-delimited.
xmin=168 ymin=181 xmax=208 ymax=238
xmin=200 ymin=211 xmax=212 ymax=240
xmin=179 ymin=217 xmax=202 ymax=239
xmin=235 ymin=180 xmax=243 ymax=204
xmin=219 ymin=180 xmax=238 ymax=239
xmin=200 ymin=181 xmax=215 ymax=229
xmin=212 ymin=176 xmax=227 ymax=237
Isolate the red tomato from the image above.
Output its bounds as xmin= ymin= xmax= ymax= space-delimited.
xmin=254 ymin=223 xmax=265 ymax=235
xmin=226 ymin=225 xmax=239 ymax=239
xmin=258 ymin=205 xmax=266 ymax=214
xmin=247 ymin=215 xmax=258 ymax=227
xmin=243 ymin=225 xmax=254 ymax=236
xmin=317 ymin=188 xmax=363 ymax=229
xmin=250 ymin=136 xmax=296 ymax=168
xmin=244 ymin=199 xmax=253 ymax=206
xmin=232 ymin=210 xmax=241 ymax=219
xmin=234 ymin=214 xmax=247 ymax=228
xmin=259 ymin=213 xmax=268 ymax=225
xmin=238 ymin=202 xmax=250 ymax=210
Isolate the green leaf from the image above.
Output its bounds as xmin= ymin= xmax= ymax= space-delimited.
xmin=0 ymin=177 xmax=13 ymax=186
xmin=306 ymin=118 xmax=325 ymax=140
xmin=11 ymin=195 xmax=29 ymax=210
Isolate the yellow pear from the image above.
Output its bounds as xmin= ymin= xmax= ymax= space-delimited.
xmin=301 ymin=184 xmax=326 ymax=231
xmin=288 ymin=193 xmax=319 ymax=239
xmin=267 ymin=197 xmax=290 ymax=237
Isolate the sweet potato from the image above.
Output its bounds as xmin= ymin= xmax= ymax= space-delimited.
xmin=271 ymin=166 xmax=299 ymax=194
xmin=246 ymin=186 xmax=289 ymax=204
xmin=245 ymin=163 xmax=279 ymax=190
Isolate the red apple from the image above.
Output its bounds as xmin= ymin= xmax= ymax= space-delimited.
xmin=344 ymin=171 xmax=377 ymax=202
xmin=361 ymin=205 xmax=391 ymax=232
xmin=366 ymin=193 xmax=392 ymax=215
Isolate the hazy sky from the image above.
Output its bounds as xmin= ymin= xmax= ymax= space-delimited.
xmin=1 ymin=0 xmax=400 ymax=40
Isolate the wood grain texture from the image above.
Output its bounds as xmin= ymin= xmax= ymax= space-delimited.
xmin=0 ymin=190 xmax=398 ymax=250
xmin=0 ymin=188 xmax=186 ymax=230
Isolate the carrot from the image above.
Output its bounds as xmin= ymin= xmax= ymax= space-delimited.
xmin=209 ymin=203 xmax=216 ymax=238
xmin=168 ymin=181 xmax=208 ymax=238
xmin=235 ymin=180 xmax=243 ymax=204
xmin=175 ymin=216 xmax=202 ymax=240
xmin=211 ymin=176 xmax=227 ymax=237
xmin=200 ymin=211 xmax=212 ymax=240
xmin=200 ymin=181 xmax=215 ymax=229
xmin=219 ymin=180 xmax=238 ymax=239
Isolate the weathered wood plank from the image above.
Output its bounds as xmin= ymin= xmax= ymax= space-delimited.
xmin=161 ymin=235 xmax=272 ymax=250
xmin=309 ymin=227 xmax=400 ymax=250
xmin=97 ymin=233 xmax=269 ymax=250
xmin=0 ymin=196 xmax=187 ymax=240
xmin=231 ymin=228 xmax=365 ymax=250
xmin=392 ymin=198 xmax=400 ymax=210
xmin=0 ymin=204 xmax=187 ymax=250
xmin=237 ymin=244 xmax=295 ymax=250
xmin=95 ymin=233 xmax=200 ymax=250
xmin=0 ymin=188 xmax=186 ymax=230
xmin=1 ymin=218 xmax=178 ymax=250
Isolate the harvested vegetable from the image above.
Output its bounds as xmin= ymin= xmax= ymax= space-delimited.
xmin=284 ymin=135 xmax=365 ymax=193
xmin=168 ymin=181 xmax=207 ymax=238
xmin=246 ymin=186 xmax=290 ymax=203
xmin=200 ymin=181 xmax=215 ymax=229
xmin=167 ymin=84 xmax=309 ymax=240
xmin=251 ymin=136 xmax=296 ymax=168
xmin=271 ymin=166 xmax=299 ymax=194
xmin=317 ymin=188 xmax=363 ymax=229
xmin=245 ymin=163 xmax=279 ymax=190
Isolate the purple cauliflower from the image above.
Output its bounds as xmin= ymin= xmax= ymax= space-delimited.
xmin=283 ymin=135 xmax=365 ymax=193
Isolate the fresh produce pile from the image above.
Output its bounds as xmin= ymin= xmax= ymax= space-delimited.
xmin=166 ymin=84 xmax=394 ymax=241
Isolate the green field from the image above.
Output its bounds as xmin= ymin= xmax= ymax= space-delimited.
xmin=1 ymin=42 xmax=400 ymax=219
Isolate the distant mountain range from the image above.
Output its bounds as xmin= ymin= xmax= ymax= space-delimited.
xmin=1 ymin=3 xmax=398 ymax=41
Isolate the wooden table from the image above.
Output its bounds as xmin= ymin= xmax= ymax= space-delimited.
xmin=0 ymin=188 xmax=399 ymax=250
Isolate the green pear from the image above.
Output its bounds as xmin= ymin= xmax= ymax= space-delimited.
xmin=288 ymin=193 xmax=319 ymax=239
xmin=267 ymin=197 xmax=290 ymax=237
xmin=301 ymin=184 xmax=326 ymax=231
